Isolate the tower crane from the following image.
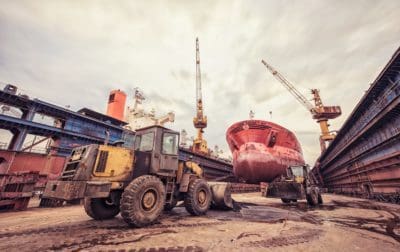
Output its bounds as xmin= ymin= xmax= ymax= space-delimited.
xmin=261 ymin=59 xmax=341 ymax=152
xmin=192 ymin=38 xmax=208 ymax=154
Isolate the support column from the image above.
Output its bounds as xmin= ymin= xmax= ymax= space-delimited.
xmin=9 ymin=107 xmax=36 ymax=151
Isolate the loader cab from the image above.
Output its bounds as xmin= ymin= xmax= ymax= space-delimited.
xmin=286 ymin=165 xmax=309 ymax=184
xmin=133 ymin=126 xmax=179 ymax=177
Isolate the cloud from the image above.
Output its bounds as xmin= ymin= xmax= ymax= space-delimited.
xmin=0 ymin=0 xmax=399 ymax=164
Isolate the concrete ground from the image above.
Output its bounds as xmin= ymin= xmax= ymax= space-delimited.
xmin=0 ymin=193 xmax=399 ymax=251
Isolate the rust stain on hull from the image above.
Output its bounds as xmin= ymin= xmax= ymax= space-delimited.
xmin=226 ymin=120 xmax=305 ymax=183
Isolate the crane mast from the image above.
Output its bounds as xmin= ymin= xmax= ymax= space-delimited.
xmin=192 ymin=38 xmax=208 ymax=154
xmin=196 ymin=38 xmax=203 ymax=116
xmin=261 ymin=59 xmax=341 ymax=152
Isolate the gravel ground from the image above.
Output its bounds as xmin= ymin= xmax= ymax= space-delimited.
xmin=0 ymin=193 xmax=399 ymax=251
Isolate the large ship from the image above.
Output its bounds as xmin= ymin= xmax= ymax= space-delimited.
xmin=226 ymin=119 xmax=305 ymax=183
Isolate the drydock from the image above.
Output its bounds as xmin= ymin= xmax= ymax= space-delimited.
xmin=0 ymin=44 xmax=400 ymax=250
xmin=313 ymin=47 xmax=400 ymax=203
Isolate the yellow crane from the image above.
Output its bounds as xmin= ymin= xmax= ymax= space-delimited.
xmin=192 ymin=38 xmax=208 ymax=154
xmin=261 ymin=59 xmax=341 ymax=152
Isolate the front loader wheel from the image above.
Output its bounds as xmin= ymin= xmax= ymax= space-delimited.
xmin=120 ymin=175 xmax=166 ymax=227
xmin=84 ymin=197 xmax=120 ymax=220
xmin=317 ymin=193 xmax=323 ymax=204
xmin=184 ymin=179 xmax=211 ymax=216
xmin=306 ymin=188 xmax=319 ymax=206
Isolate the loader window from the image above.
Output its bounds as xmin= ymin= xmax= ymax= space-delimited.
xmin=162 ymin=133 xmax=179 ymax=155
xmin=122 ymin=131 xmax=135 ymax=149
xmin=134 ymin=135 xmax=141 ymax=150
xmin=290 ymin=166 xmax=304 ymax=177
xmin=137 ymin=132 xmax=154 ymax=152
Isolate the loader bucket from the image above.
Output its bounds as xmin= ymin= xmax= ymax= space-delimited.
xmin=208 ymin=182 xmax=233 ymax=210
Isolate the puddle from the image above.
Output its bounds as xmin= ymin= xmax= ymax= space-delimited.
xmin=236 ymin=204 xmax=322 ymax=225
xmin=240 ymin=228 xmax=324 ymax=248
xmin=330 ymin=200 xmax=385 ymax=211
xmin=235 ymin=199 xmax=400 ymax=247
xmin=266 ymin=201 xmax=336 ymax=212
xmin=240 ymin=207 xmax=291 ymax=222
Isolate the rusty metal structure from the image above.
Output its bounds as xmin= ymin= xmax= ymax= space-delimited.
xmin=0 ymin=85 xmax=131 ymax=155
xmin=314 ymin=47 xmax=400 ymax=203
xmin=0 ymin=85 xmax=135 ymax=210
xmin=0 ymin=171 xmax=40 ymax=210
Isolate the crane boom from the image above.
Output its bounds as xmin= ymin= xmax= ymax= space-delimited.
xmin=196 ymin=37 xmax=202 ymax=109
xmin=194 ymin=37 xmax=206 ymax=127
xmin=261 ymin=59 xmax=341 ymax=152
xmin=261 ymin=59 xmax=315 ymax=113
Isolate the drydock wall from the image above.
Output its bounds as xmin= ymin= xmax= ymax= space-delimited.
xmin=314 ymin=47 xmax=400 ymax=202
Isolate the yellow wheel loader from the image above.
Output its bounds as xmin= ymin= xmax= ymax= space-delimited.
xmin=266 ymin=165 xmax=323 ymax=206
xmin=43 ymin=125 xmax=230 ymax=227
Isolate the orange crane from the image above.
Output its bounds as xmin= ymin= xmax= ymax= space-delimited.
xmin=261 ymin=59 xmax=341 ymax=152
xmin=192 ymin=38 xmax=208 ymax=154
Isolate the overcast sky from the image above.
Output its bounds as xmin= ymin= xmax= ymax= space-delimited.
xmin=0 ymin=0 xmax=399 ymax=163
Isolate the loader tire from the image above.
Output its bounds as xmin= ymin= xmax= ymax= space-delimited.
xmin=120 ymin=175 xmax=165 ymax=227
xmin=164 ymin=198 xmax=178 ymax=211
xmin=281 ymin=198 xmax=291 ymax=204
xmin=184 ymin=179 xmax=211 ymax=216
xmin=306 ymin=189 xmax=318 ymax=206
xmin=84 ymin=197 xmax=120 ymax=220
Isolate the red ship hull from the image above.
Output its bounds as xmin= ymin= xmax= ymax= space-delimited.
xmin=226 ymin=120 xmax=305 ymax=183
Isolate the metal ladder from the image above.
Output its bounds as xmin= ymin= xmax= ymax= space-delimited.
xmin=165 ymin=177 xmax=176 ymax=204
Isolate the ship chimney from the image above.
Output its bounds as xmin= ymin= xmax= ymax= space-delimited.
xmin=106 ymin=89 xmax=127 ymax=121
